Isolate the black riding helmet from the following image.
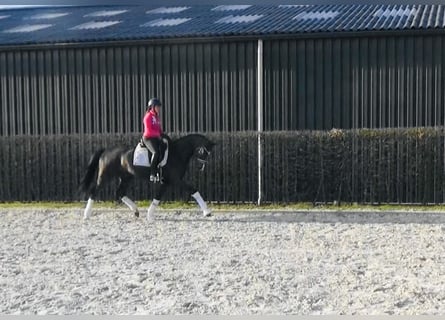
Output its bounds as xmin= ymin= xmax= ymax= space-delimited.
xmin=148 ymin=98 xmax=162 ymax=108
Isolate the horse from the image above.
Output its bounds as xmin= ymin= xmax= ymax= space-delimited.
xmin=78 ymin=133 xmax=216 ymax=220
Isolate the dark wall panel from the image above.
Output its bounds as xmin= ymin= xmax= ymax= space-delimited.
xmin=264 ymin=34 xmax=445 ymax=130
xmin=0 ymin=41 xmax=258 ymax=136
xmin=1 ymin=34 xmax=445 ymax=136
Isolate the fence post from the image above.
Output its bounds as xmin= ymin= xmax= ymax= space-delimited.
xmin=257 ymin=39 xmax=264 ymax=205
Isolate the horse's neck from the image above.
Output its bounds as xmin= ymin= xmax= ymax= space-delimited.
xmin=178 ymin=143 xmax=194 ymax=162
xmin=173 ymin=138 xmax=197 ymax=162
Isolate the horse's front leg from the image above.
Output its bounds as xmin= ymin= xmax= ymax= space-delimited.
xmin=147 ymin=183 xmax=167 ymax=221
xmin=192 ymin=190 xmax=212 ymax=217
xmin=178 ymin=180 xmax=212 ymax=217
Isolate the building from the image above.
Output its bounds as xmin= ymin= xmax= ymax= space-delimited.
xmin=1 ymin=4 xmax=445 ymax=203
xmin=1 ymin=4 xmax=445 ymax=136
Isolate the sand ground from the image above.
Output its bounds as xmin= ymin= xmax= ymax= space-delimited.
xmin=1 ymin=208 xmax=445 ymax=315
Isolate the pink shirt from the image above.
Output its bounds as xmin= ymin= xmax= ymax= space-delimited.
xmin=143 ymin=109 xmax=162 ymax=138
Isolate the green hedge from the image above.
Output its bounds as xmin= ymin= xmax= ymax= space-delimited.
xmin=1 ymin=128 xmax=444 ymax=204
xmin=262 ymin=128 xmax=445 ymax=204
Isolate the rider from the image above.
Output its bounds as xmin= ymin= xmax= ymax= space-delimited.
xmin=142 ymin=98 xmax=164 ymax=183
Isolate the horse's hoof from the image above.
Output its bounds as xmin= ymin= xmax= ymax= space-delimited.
xmin=203 ymin=209 xmax=212 ymax=217
xmin=134 ymin=211 xmax=140 ymax=218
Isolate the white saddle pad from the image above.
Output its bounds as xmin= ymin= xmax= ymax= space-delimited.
xmin=133 ymin=139 xmax=169 ymax=167
xmin=133 ymin=143 xmax=150 ymax=167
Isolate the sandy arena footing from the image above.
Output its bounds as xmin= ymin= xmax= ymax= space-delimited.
xmin=1 ymin=208 xmax=445 ymax=315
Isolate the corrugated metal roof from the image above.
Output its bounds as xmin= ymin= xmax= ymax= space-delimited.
xmin=0 ymin=4 xmax=445 ymax=46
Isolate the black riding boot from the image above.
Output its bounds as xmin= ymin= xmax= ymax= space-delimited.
xmin=150 ymin=150 xmax=161 ymax=182
xmin=143 ymin=137 xmax=161 ymax=183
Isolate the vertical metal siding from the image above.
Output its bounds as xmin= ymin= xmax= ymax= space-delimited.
xmin=7 ymin=52 xmax=15 ymax=134
xmin=315 ymin=40 xmax=324 ymax=129
xmin=99 ymin=48 xmax=107 ymax=133
xmin=296 ymin=40 xmax=307 ymax=129
xmin=36 ymin=51 xmax=44 ymax=134
xmin=2 ymin=35 xmax=445 ymax=136
xmin=114 ymin=48 xmax=123 ymax=133
xmin=0 ymin=53 xmax=4 ymax=135
xmin=22 ymin=51 xmax=30 ymax=135
xmin=351 ymin=38 xmax=360 ymax=129
xmin=122 ymin=47 xmax=132 ymax=132
xmin=83 ymin=49 xmax=92 ymax=134
xmin=220 ymin=43 xmax=229 ymax=132
xmin=264 ymin=34 xmax=445 ymax=130
xmin=0 ymin=40 xmax=257 ymax=136
xmin=203 ymin=44 xmax=213 ymax=131
xmin=323 ymin=39 xmax=333 ymax=129
xmin=59 ymin=50 xmax=68 ymax=134
xmin=75 ymin=50 xmax=84 ymax=134
xmin=13 ymin=52 xmax=22 ymax=134
xmin=169 ymin=44 xmax=179 ymax=132
xmin=29 ymin=51 xmax=37 ymax=134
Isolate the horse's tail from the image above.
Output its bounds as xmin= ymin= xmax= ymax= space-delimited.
xmin=78 ymin=148 xmax=105 ymax=196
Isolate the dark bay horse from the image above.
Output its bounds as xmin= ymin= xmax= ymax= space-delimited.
xmin=78 ymin=133 xmax=215 ymax=220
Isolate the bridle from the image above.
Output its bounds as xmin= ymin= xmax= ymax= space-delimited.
xmin=196 ymin=146 xmax=211 ymax=171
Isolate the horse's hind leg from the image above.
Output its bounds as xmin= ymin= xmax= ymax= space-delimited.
xmin=83 ymin=184 xmax=98 ymax=220
xmin=83 ymin=164 xmax=106 ymax=220
xmin=121 ymin=196 xmax=139 ymax=218
xmin=83 ymin=198 xmax=95 ymax=220
xmin=117 ymin=176 xmax=139 ymax=217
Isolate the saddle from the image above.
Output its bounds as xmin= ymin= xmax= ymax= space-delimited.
xmin=133 ymin=137 xmax=169 ymax=168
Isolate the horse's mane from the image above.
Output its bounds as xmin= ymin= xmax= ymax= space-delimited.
xmin=171 ymin=133 xmax=209 ymax=147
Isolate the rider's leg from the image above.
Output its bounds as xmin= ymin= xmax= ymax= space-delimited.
xmin=151 ymin=150 xmax=160 ymax=180
xmin=143 ymin=138 xmax=161 ymax=182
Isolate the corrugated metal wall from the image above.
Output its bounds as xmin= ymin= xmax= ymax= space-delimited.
xmin=0 ymin=40 xmax=258 ymax=136
xmin=263 ymin=34 xmax=445 ymax=130
xmin=1 ymin=33 xmax=445 ymax=136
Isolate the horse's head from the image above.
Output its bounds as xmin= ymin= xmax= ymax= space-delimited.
xmin=194 ymin=140 xmax=216 ymax=171
xmin=190 ymin=136 xmax=214 ymax=171
xmin=173 ymin=134 xmax=216 ymax=170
